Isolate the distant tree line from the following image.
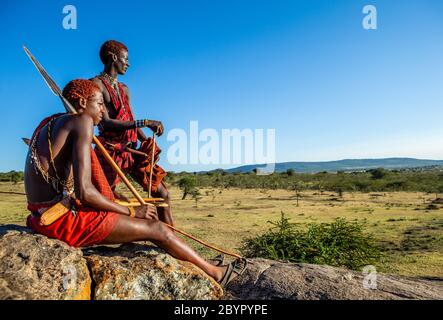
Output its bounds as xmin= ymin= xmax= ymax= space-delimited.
xmin=165 ymin=167 xmax=443 ymax=195
xmin=4 ymin=167 xmax=443 ymax=194
xmin=0 ymin=171 xmax=24 ymax=184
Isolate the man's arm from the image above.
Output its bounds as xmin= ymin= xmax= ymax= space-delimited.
xmin=71 ymin=116 xmax=132 ymax=215
xmin=121 ymin=84 xmax=164 ymax=139
xmin=120 ymin=84 xmax=148 ymax=141
xmin=101 ymin=106 xmax=136 ymax=132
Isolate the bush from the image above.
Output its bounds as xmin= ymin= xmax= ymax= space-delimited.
xmin=369 ymin=168 xmax=387 ymax=179
xmin=178 ymin=176 xmax=197 ymax=199
xmin=241 ymin=212 xmax=381 ymax=270
xmin=0 ymin=171 xmax=24 ymax=182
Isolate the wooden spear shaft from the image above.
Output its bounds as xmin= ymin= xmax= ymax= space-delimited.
xmin=148 ymin=132 xmax=156 ymax=198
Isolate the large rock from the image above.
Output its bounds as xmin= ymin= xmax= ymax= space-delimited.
xmin=83 ymin=243 xmax=223 ymax=300
xmin=224 ymin=258 xmax=443 ymax=300
xmin=0 ymin=225 xmax=91 ymax=300
xmin=1 ymin=224 xmax=442 ymax=300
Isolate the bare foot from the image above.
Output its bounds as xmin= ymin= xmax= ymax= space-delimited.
xmin=214 ymin=265 xmax=228 ymax=282
xmin=216 ymin=259 xmax=248 ymax=286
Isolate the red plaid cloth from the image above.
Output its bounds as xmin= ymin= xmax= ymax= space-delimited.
xmin=95 ymin=137 xmax=167 ymax=193
xmin=94 ymin=77 xmax=166 ymax=191
xmin=131 ymin=138 xmax=167 ymax=193
xmin=97 ymin=76 xmax=137 ymax=146
xmin=26 ymin=114 xmax=120 ymax=247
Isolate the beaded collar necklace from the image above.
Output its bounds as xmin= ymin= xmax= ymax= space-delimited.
xmin=99 ymin=72 xmax=126 ymax=109
xmin=100 ymin=72 xmax=118 ymax=87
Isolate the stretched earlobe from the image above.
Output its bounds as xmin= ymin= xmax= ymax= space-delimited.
xmin=108 ymin=51 xmax=117 ymax=62
xmin=79 ymin=97 xmax=87 ymax=109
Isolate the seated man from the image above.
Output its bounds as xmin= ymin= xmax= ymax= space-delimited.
xmin=91 ymin=40 xmax=173 ymax=226
xmin=24 ymin=79 xmax=244 ymax=286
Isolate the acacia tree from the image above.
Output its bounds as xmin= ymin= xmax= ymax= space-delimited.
xmin=292 ymin=181 xmax=304 ymax=207
xmin=178 ymin=176 xmax=197 ymax=200
xmin=190 ymin=188 xmax=203 ymax=208
xmin=11 ymin=171 xmax=21 ymax=184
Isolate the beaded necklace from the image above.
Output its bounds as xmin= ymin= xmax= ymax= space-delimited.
xmin=99 ymin=72 xmax=126 ymax=111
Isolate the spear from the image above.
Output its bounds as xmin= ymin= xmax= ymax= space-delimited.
xmin=23 ymin=46 xmax=243 ymax=260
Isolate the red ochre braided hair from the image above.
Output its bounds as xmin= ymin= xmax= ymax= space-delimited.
xmin=62 ymin=79 xmax=100 ymax=108
xmin=99 ymin=40 xmax=128 ymax=64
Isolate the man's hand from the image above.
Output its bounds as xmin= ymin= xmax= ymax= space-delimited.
xmin=147 ymin=120 xmax=164 ymax=136
xmin=134 ymin=204 xmax=158 ymax=220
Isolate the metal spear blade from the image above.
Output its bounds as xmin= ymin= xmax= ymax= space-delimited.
xmin=22 ymin=45 xmax=76 ymax=114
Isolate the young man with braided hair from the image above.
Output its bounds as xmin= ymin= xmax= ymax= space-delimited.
xmin=90 ymin=40 xmax=174 ymax=227
xmin=25 ymin=79 xmax=245 ymax=286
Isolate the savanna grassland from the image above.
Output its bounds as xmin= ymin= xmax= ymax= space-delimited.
xmin=1 ymin=170 xmax=442 ymax=278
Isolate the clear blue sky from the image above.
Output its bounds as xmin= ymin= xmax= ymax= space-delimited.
xmin=1 ymin=0 xmax=443 ymax=172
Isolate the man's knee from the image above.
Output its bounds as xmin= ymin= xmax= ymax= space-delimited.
xmin=162 ymin=190 xmax=170 ymax=202
xmin=157 ymin=185 xmax=170 ymax=202
xmin=148 ymin=220 xmax=174 ymax=244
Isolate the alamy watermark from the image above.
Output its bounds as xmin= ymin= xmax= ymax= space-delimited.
xmin=62 ymin=5 xmax=77 ymax=30
xmin=61 ymin=5 xmax=377 ymax=33
xmin=167 ymin=121 xmax=276 ymax=174
xmin=362 ymin=5 xmax=377 ymax=30
xmin=362 ymin=265 xmax=377 ymax=289
xmin=62 ymin=265 xmax=78 ymax=291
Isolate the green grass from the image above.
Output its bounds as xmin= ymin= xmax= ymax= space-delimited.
xmin=1 ymin=182 xmax=442 ymax=277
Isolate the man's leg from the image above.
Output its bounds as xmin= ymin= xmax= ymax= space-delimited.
xmin=152 ymin=181 xmax=174 ymax=226
xmin=100 ymin=216 xmax=225 ymax=282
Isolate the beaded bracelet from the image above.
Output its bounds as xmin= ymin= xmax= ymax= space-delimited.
xmin=135 ymin=119 xmax=149 ymax=128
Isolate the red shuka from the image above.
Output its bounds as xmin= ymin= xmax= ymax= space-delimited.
xmin=95 ymin=77 xmax=166 ymax=191
xmin=26 ymin=114 xmax=120 ymax=248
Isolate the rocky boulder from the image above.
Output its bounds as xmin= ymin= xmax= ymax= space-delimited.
xmin=1 ymin=224 xmax=442 ymax=300
xmin=224 ymin=258 xmax=443 ymax=300
xmin=83 ymin=243 xmax=223 ymax=300
xmin=0 ymin=225 xmax=222 ymax=300
xmin=0 ymin=225 xmax=91 ymax=300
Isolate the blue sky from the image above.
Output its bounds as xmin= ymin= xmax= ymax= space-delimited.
xmin=1 ymin=0 xmax=443 ymax=172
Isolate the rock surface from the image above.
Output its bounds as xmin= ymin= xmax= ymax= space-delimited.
xmin=224 ymin=258 xmax=443 ymax=300
xmin=83 ymin=243 xmax=223 ymax=300
xmin=1 ymin=224 xmax=442 ymax=300
xmin=0 ymin=225 xmax=91 ymax=300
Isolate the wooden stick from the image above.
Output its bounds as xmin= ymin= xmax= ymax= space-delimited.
xmin=167 ymin=226 xmax=243 ymax=260
xmin=117 ymin=201 xmax=169 ymax=208
xmin=125 ymin=147 xmax=148 ymax=157
xmin=148 ymin=132 xmax=156 ymax=198
xmin=104 ymin=142 xmax=149 ymax=157
xmin=120 ymin=197 xmax=165 ymax=202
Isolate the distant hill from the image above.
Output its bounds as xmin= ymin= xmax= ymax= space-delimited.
xmin=221 ymin=158 xmax=443 ymax=174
